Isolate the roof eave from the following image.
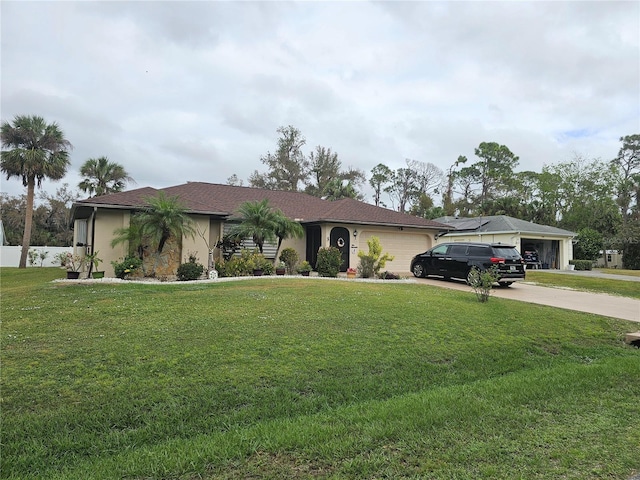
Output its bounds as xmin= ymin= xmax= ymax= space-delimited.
xmin=443 ymin=229 xmax=575 ymax=238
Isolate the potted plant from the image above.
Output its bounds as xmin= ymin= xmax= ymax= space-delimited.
xmin=346 ymin=267 xmax=357 ymax=279
xmin=275 ymin=261 xmax=286 ymax=276
xmin=86 ymin=251 xmax=104 ymax=278
xmin=65 ymin=253 xmax=85 ymax=279
xmin=297 ymin=260 xmax=312 ymax=276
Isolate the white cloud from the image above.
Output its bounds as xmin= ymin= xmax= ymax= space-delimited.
xmin=1 ymin=0 xmax=638 ymax=204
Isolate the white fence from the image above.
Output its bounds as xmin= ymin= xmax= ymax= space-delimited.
xmin=0 ymin=246 xmax=73 ymax=267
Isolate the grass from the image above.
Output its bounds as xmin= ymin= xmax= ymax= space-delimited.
xmin=525 ymin=271 xmax=640 ymax=299
xmin=595 ymin=268 xmax=640 ymax=278
xmin=2 ymin=267 xmax=639 ymax=479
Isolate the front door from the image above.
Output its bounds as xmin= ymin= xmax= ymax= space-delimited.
xmin=305 ymin=225 xmax=321 ymax=270
xmin=330 ymin=227 xmax=350 ymax=272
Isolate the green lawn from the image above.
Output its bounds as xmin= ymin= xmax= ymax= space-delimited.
xmin=596 ymin=268 xmax=640 ymax=278
xmin=525 ymin=271 xmax=640 ymax=299
xmin=2 ymin=268 xmax=639 ymax=479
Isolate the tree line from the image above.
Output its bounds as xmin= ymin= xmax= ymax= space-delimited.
xmin=2 ymin=115 xmax=638 ymax=268
xmin=232 ymin=127 xmax=639 ymax=266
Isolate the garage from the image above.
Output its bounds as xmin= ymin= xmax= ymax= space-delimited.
xmin=359 ymin=230 xmax=432 ymax=273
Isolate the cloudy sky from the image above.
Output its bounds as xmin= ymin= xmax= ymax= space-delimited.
xmin=1 ymin=1 xmax=638 ymax=204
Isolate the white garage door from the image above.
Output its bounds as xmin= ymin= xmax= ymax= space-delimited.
xmin=360 ymin=231 xmax=431 ymax=273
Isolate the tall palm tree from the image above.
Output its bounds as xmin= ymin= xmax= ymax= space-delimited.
xmin=228 ymin=199 xmax=278 ymax=254
xmin=1 ymin=115 xmax=72 ymax=268
xmin=78 ymin=156 xmax=134 ymax=197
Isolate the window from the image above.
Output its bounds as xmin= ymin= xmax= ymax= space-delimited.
xmin=468 ymin=246 xmax=491 ymax=256
xmin=431 ymin=245 xmax=448 ymax=255
xmin=76 ymin=219 xmax=87 ymax=246
xmin=448 ymin=245 xmax=468 ymax=256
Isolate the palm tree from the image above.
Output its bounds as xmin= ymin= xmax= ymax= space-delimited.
xmin=1 ymin=115 xmax=72 ymax=268
xmin=228 ymin=199 xmax=278 ymax=254
xmin=137 ymin=192 xmax=196 ymax=254
xmin=78 ymin=156 xmax=134 ymax=197
xmin=272 ymin=210 xmax=304 ymax=264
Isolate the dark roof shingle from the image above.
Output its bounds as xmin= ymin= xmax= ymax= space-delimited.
xmin=74 ymin=182 xmax=448 ymax=229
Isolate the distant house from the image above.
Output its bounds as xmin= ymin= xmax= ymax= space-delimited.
xmin=70 ymin=182 xmax=448 ymax=277
xmin=434 ymin=215 xmax=576 ymax=270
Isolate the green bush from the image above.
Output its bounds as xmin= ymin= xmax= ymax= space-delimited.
xmin=357 ymin=236 xmax=394 ymax=278
xmin=357 ymin=255 xmax=375 ymax=278
xmin=573 ymin=228 xmax=603 ymax=261
xmin=316 ymin=247 xmax=342 ymax=277
xmin=252 ymin=253 xmax=273 ymax=275
xmin=279 ymin=247 xmax=299 ymax=275
xmin=216 ymin=249 xmax=273 ymax=277
xmin=297 ymin=260 xmax=312 ymax=273
xmin=569 ymin=259 xmax=593 ymax=271
xmin=111 ymin=256 xmax=143 ymax=279
xmin=468 ymin=266 xmax=499 ymax=303
xmin=176 ymin=257 xmax=205 ymax=281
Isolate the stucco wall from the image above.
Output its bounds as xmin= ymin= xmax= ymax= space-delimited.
xmin=181 ymin=215 xmax=211 ymax=266
xmin=93 ymin=210 xmax=130 ymax=277
xmin=321 ymin=224 xmax=435 ymax=273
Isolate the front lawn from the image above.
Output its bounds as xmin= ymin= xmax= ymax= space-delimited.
xmin=525 ymin=270 xmax=640 ymax=299
xmin=2 ymin=268 xmax=639 ymax=479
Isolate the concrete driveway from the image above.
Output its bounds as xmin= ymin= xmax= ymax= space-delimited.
xmin=412 ymin=276 xmax=640 ymax=323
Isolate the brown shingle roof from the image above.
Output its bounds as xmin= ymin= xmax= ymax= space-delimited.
xmin=73 ymin=182 xmax=448 ymax=229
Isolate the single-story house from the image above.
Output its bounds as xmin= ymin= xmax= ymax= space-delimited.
xmin=70 ymin=182 xmax=449 ymax=277
xmin=433 ymin=215 xmax=576 ymax=270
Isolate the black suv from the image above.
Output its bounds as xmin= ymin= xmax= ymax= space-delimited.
xmin=410 ymin=242 xmax=526 ymax=286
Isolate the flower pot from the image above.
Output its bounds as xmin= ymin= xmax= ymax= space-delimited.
xmin=346 ymin=271 xmax=356 ymax=279
xmin=253 ymin=269 xmax=264 ymax=276
xmin=92 ymin=271 xmax=105 ymax=279
xmin=66 ymin=271 xmax=80 ymax=280
xmin=276 ymin=268 xmax=286 ymax=276
xmin=300 ymin=271 xmax=310 ymax=276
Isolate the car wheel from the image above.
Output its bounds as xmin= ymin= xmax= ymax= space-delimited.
xmin=412 ymin=263 xmax=425 ymax=278
xmin=499 ymin=282 xmax=513 ymax=288
xmin=466 ymin=268 xmax=481 ymax=285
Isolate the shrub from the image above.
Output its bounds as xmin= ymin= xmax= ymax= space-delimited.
xmin=357 ymin=255 xmax=375 ymax=278
xmin=216 ymin=257 xmax=245 ymax=277
xmin=252 ymin=253 xmax=273 ymax=275
xmin=54 ymin=252 xmax=68 ymax=267
xmin=279 ymin=247 xmax=299 ymax=275
xmin=177 ymin=255 xmax=205 ymax=281
xmin=316 ymin=247 xmax=342 ymax=277
xmin=573 ymin=228 xmax=603 ymax=261
xmin=357 ymin=236 xmax=394 ymax=278
xmin=297 ymin=260 xmax=312 ymax=273
xmin=27 ymin=249 xmax=39 ymax=266
xmin=569 ymin=259 xmax=593 ymax=271
xmin=216 ymin=249 xmax=273 ymax=277
xmin=468 ymin=266 xmax=499 ymax=303
xmin=112 ymin=256 xmax=143 ymax=279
